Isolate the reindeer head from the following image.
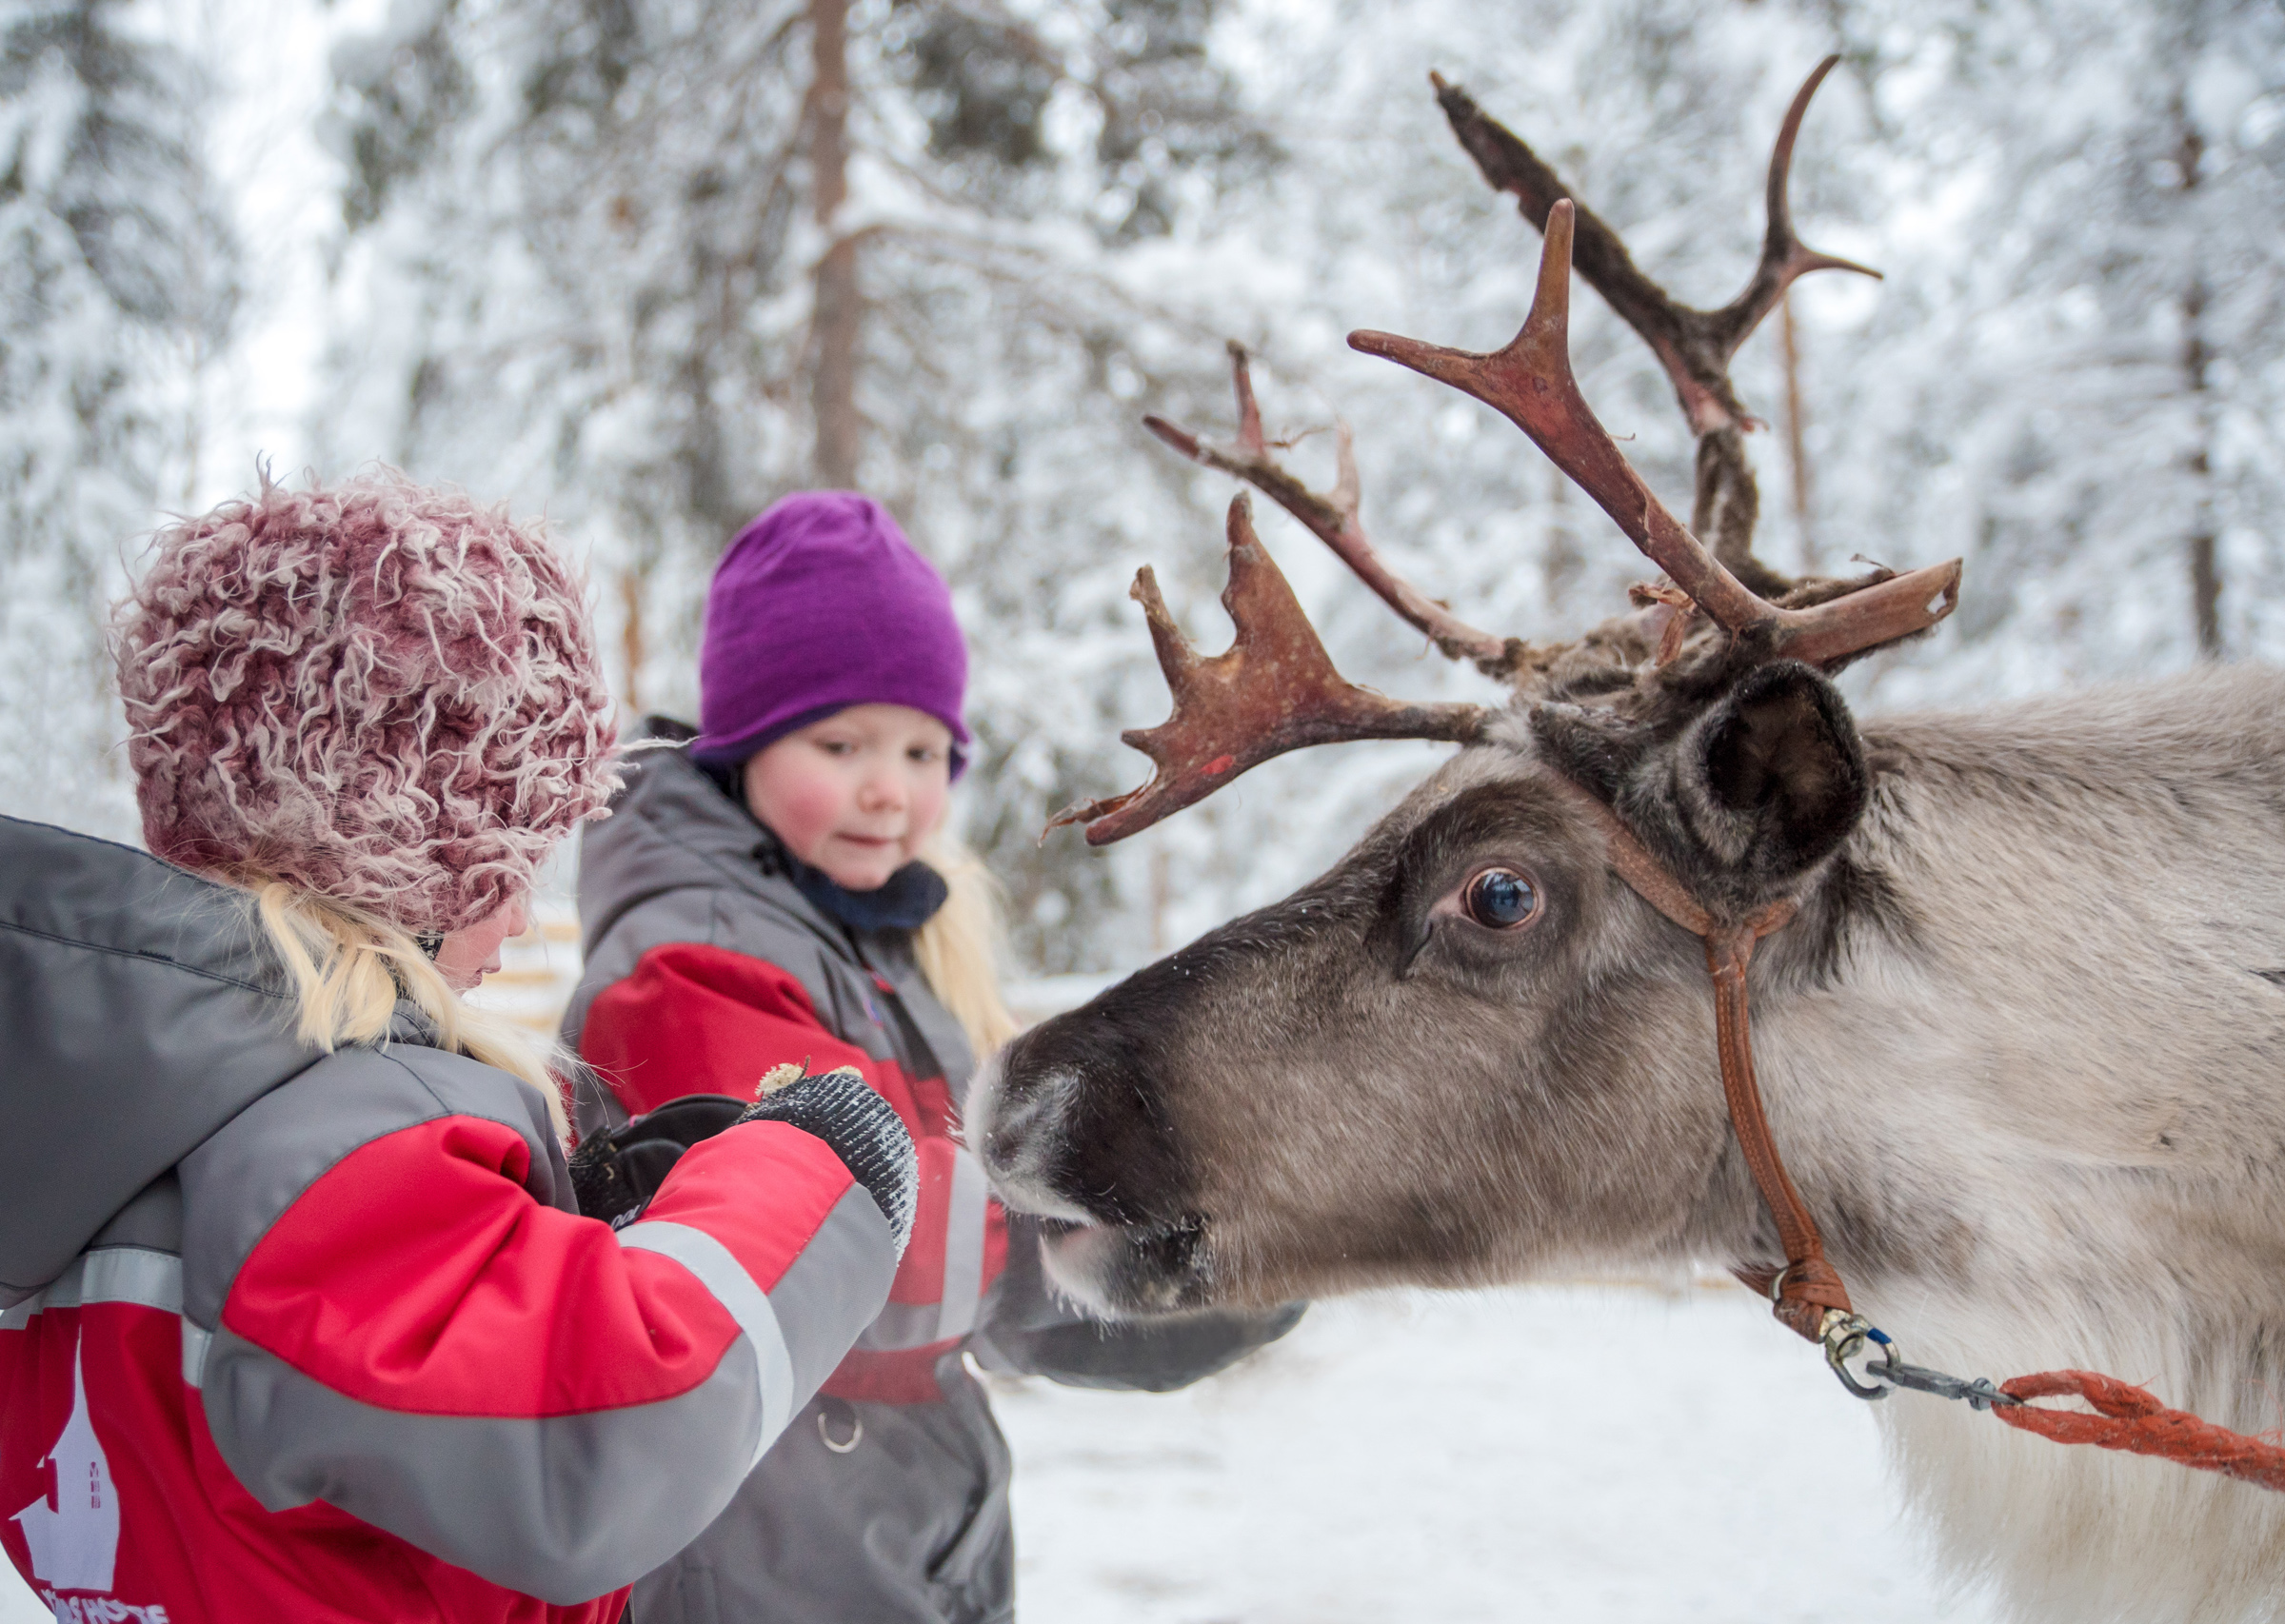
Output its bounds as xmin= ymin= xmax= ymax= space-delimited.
xmin=975 ymin=61 xmax=1960 ymax=1317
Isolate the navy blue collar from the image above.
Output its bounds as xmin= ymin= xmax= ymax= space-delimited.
xmin=702 ymin=758 xmax=948 ymax=933
xmin=783 ymin=849 xmax=948 ymax=933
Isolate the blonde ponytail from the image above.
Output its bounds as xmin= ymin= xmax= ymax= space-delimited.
xmin=244 ymin=879 xmax=570 ymax=1136
xmin=914 ymin=833 xmax=1019 ymax=1059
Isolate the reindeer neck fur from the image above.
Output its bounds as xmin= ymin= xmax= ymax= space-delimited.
xmin=1710 ymin=663 xmax=2285 ymax=1624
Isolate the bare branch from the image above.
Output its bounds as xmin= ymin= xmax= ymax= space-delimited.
xmin=1142 ymin=343 xmax=1523 ymax=677
xmin=1046 ymin=497 xmax=1490 ymax=845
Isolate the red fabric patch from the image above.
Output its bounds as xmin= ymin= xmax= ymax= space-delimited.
xmin=583 ymin=941 xmax=1011 ymax=1405
xmin=890 ymin=1139 xmax=960 ymax=1304
xmin=822 ymin=1346 xmax=961 ymax=1405
xmin=0 ymin=1301 xmax=629 ymax=1623
xmin=584 ymin=943 xmax=883 ymax=1113
xmin=223 ymin=1116 xmax=852 ymax=1417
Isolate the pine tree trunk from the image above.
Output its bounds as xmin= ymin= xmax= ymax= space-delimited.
xmin=618 ymin=565 xmax=646 ymax=715
xmin=2178 ymin=107 xmax=2221 ymax=660
xmin=2184 ymin=274 xmax=2220 ymax=659
xmin=808 ymin=0 xmax=861 ymax=489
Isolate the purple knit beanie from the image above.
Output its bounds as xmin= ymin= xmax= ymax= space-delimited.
xmin=692 ymin=492 xmax=969 ymax=772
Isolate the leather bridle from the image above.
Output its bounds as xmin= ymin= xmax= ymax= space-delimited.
xmin=1547 ymin=778 xmax=1863 ymax=1356
xmin=1547 ymin=779 xmax=2285 ymax=1492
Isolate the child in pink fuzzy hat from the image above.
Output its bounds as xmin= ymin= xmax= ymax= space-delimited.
xmin=0 ymin=471 xmax=920 ymax=1624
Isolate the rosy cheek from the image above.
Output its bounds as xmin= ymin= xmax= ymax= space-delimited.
xmin=748 ymin=763 xmax=853 ymax=864
xmin=784 ymin=793 xmax=838 ymax=850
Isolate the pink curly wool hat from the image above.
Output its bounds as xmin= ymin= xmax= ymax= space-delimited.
xmin=113 ymin=471 xmax=621 ymax=936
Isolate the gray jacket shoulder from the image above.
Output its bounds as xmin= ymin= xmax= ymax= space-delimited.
xmin=178 ymin=1013 xmax=569 ymax=1330
xmin=0 ymin=815 xmax=323 ymax=1304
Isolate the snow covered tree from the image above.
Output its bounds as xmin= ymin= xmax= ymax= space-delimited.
xmin=1799 ymin=0 xmax=2285 ymax=692
xmin=315 ymin=0 xmax=1272 ymax=969
xmin=0 ymin=0 xmax=237 ymax=835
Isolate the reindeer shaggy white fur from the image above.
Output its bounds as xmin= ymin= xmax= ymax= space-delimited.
xmin=1764 ymin=664 xmax=2285 ymax=1623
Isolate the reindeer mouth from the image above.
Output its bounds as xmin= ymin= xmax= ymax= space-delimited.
xmin=1035 ymin=1214 xmax=1216 ymax=1318
xmin=969 ymin=1039 xmax=1218 ymax=1314
xmin=965 ymin=1054 xmax=1099 ymax=1224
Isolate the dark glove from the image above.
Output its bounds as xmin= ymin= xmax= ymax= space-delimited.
xmin=569 ymin=1094 xmax=747 ymax=1227
xmin=738 ymin=1067 xmax=919 ymax=1259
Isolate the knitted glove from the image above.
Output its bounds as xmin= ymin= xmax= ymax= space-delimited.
xmin=739 ymin=1064 xmax=919 ymax=1259
xmin=568 ymin=1094 xmax=747 ymax=1228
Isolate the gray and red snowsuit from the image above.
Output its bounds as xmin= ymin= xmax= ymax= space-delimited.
xmin=0 ymin=814 xmax=902 ymax=1623
xmin=562 ymin=731 xmax=1301 ymax=1624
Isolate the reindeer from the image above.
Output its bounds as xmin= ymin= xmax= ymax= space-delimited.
xmin=972 ymin=59 xmax=2285 ymax=1624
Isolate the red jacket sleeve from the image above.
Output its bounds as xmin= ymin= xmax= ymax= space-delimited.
xmin=581 ymin=941 xmax=883 ymax=1118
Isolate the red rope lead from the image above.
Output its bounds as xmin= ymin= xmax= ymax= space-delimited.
xmin=1997 ymin=1370 xmax=2285 ymax=1494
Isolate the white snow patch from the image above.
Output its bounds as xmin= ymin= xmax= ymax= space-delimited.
xmin=991 ymin=1283 xmax=2006 ymax=1624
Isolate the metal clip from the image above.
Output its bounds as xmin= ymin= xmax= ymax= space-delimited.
xmin=1812 ymin=1317 xmax=2023 ymax=1412
xmin=1866 ymin=1351 xmax=2020 ymax=1412
xmin=1818 ymin=1310 xmax=1891 ymax=1400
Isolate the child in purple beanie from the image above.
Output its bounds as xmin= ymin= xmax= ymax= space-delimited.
xmin=560 ymin=492 xmax=1301 ymax=1624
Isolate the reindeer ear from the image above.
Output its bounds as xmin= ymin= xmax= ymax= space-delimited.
xmin=1678 ymin=662 xmax=1868 ymax=893
xmin=1528 ymin=661 xmax=1868 ymax=910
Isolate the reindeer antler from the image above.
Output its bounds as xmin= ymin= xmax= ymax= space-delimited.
xmin=1435 ymin=55 xmax=1877 ymax=440
xmin=1350 ymin=201 xmax=1959 ymax=668
xmin=1046 ymin=497 xmax=1489 ymax=846
xmin=1051 ymin=61 xmax=1963 ymax=848
xmin=1143 ymin=345 xmax=1526 ymax=681
xmin=1436 ymin=55 xmax=1882 ymax=590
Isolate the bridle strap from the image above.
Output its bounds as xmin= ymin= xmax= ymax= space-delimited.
xmin=1550 ymin=778 xmax=1853 ymax=1343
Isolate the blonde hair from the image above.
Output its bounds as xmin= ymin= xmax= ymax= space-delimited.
xmin=244 ymin=878 xmax=570 ymax=1136
xmin=913 ymin=832 xmax=1019 ymax=1058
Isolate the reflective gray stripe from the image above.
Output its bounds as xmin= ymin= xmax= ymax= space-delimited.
xmin=182 ymin=1321 xmax=211 ymax=1388
xmin=200 ymin=1324 xmax=765 ymax=1605
xmin=849 ymin=1146 xmax=992 ymax=1352
xmin=0 ymin=1247 xmax=212 ymax=1389
xmin=81 ymin=1248 xmax=183 ymax=1315
xmin=857 ymin=1300 xmax=952 ymax=1350
xmin=764 ymin=1185 xmax=901 ymax=1392
xmin=936 ymin=1148 xmax=989 ymax=1341
xmin=2 ymin=1248 xmax=182 ymax=1323
xmin=617 ymin=1221 xmax=793 ymax=1467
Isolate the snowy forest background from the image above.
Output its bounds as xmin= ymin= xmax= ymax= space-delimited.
xmin=6 ymin=0 xmax=2285 ymax=974
xmin=3 ymin=3 xmax=2277 ymax=1618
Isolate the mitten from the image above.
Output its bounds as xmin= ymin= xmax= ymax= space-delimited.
xmin=739 ymin=1064 xmax=919 ymax=1258
xmin=568 ymin=1094 xmax=746 ymax=1227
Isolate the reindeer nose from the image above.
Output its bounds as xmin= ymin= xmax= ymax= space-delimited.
xmin=977 ymin=1005 xmax=1196 ymax=1231
xmin=965 ymin=1048 xmax=1088 ymax=1223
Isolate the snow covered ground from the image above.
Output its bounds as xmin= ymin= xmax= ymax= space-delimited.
xmin=992 ymin=1282 xmax=2001 ymax=1624
xmin=1 ymin=1280 xmax=2004 ymax=1623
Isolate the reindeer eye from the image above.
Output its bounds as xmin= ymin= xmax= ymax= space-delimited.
xmin=1462 ymin=867 xmax=1540 ymax=929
